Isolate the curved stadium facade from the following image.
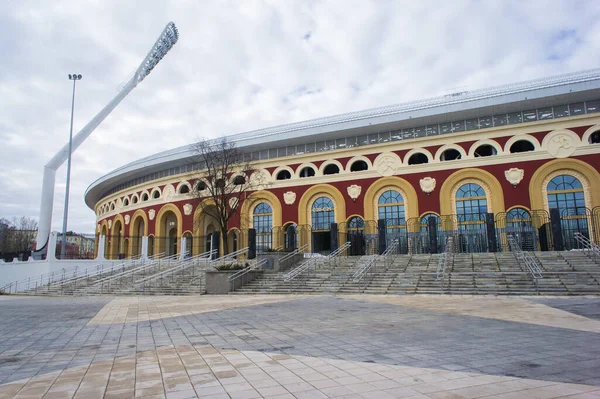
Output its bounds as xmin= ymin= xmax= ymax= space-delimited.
xmin=85 ymin=69 xmax=600 ymax=259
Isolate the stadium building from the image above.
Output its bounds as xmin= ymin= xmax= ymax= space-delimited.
xmin=85 ymin=69 xmax=600 ymax=260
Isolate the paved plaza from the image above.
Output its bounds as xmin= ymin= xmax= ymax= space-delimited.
xmin=0 ymin=295 xmax=599 ymax=399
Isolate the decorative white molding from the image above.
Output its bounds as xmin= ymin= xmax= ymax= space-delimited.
xmin=97 ymin=224 xmax=101 ymax=233
xmin=163 ymin=184 xmax=175 ymax=202
xmin=183 ymin=203 xmax=193 ymax=215
xmin=283 ymin=191 xmax=296 ymax=205
xmin=124 ymin=215 xmax=130 ymax=225
xmin=347 ymin=185 xmax=362 ymax=201
xmin=541 ymin=129 xmax=580 ymax=159
xmin=374 ymin=152 xmax=400 ymax=176
xmin=148 ymin=209 xmax=156 ymax=220
xmin=116 ymin=198 xmax=123 ymax=210
xmin=229 ymin=197 xmax=239 ymax=209
xmin=504 ymin=168 xmax=524 ymax=187
xmin=108 ymin=220 xmax=112 ymax=229
xmin=419 ymin=177 xmax=436 ymax=194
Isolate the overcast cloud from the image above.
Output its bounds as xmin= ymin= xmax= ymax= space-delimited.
xmin=0 ymin=0 xmax=599 ymax=234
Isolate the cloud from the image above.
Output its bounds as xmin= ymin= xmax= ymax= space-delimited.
xmin=0 ymin=0 xmax=599 ymax=234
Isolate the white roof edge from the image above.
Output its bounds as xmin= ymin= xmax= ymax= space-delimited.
xmin=85 ymin=68 xmax=600 ymax=207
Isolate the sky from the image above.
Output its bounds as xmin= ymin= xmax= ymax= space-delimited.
xmin=1 ymin=0 xmax=599 ymax=235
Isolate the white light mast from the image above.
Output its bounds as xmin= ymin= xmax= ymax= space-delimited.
xmin=34 ymin=22 xmax=179 ymax=258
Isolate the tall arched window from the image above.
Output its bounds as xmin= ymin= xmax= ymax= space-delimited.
xmin=547 ymin=175 xmax=586 ymax=213
xmin=311 ymin=197 xmax=334 ymax=230
xmin=253 ymin=202 xmax=273 ymax=253
xmin=455 ymin=183 xmax=488 ymax=224
xmin=378 ymin=190 xmax=405 ymax=220
xmin=378 ymin=190 xmax=407 ymax=252
xmin=547 ymin=174 xmax=588 ymax=247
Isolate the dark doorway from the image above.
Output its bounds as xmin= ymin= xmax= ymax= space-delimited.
xmin=312 ymin=231 xmax=331 ymax=254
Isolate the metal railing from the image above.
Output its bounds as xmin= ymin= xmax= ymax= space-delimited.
xmin=352 ymin=255 xmax=378 ymax=283
xmin=283 ymin=242 xmax=351 ymax=282
xmin=574 ymin=232 xmax=600 ymax=261
xmin=278 ymin=244 xmax=308 ymax=272
xmin=436 ymin=236 xmax=455 ymax=289
xmin=507 ymin=234 xmax=543 ymax=282
xmin=212 ymin=247 xmax=249 ymax=269
xmin=0 ymin=255 xmax=144 ymax=294
xmin=229 ymin=258 xmax=268 ymax=292
xmin=135 ymin=250 xmax=216 ymax=286
xmin=90 ymin=253 xmax=179 ymax=293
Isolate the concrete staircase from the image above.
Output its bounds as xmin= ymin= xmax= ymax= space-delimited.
xmin=20 ymin=258 xmax=213 ymax=296
xmin=231 ymin=251 xmax=600 ymax=296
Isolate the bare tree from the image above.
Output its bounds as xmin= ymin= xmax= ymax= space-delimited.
xmin=0 ymin=216 xmax=38 ymax=260
xmin=190 ymin=137 xmax=264 ymax=255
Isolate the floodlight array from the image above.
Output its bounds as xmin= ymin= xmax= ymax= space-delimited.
xmin=136 ymin=22 xmax=179 ymax=82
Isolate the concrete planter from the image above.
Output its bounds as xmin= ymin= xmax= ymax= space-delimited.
xmin=205 ymin=269 xmax=262 ymax=294
xmin=259 ymin=253 xmax=304 ymax=273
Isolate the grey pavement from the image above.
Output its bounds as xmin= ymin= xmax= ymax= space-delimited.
xmin=0 ymin=295 xmax=599 ymax=398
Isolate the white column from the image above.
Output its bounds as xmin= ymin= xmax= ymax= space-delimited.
xmin=47 ymin=232 xmax=59 ymax=261
xmin=141 ymin=236 xmax=149 ymax=260
xmin=179 ymin=236 xmax=187 ymax=260
xmin=96 ymin=235 xmax=106 ymax=261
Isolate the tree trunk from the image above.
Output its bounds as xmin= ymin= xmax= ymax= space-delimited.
xmin=221 ymin=227 xmax=229 ymax=255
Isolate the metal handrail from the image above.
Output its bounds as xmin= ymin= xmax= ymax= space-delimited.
xmin=574 ymin=232 xmax=600 ymax=259
xmin=328 ymin=242 xmax=351 ymax=259
xmin=436 ymin=236 xmax=455 ymax=283
xmin=283 ymin=242 xmax=351 ymax=282
xmin=48 ymin=255 xmax=145 ymax=288
xmin=352 ymin=255 xmax=378 ymax=282
xmin=0 ymin=254 xmax=146 ymax=294
xmin=212 ymin=247 xmax=249 ymax=268
xmin=507 ymin=234 xmax=543 ymax=280
xmin=91 ymin=253 xmax=178 ymax=286
xmin=279 ymin=244 xmax=308 ymax=263
xmin=135 ymin=250 xmax=215 ymax=284
xmin=229 ymin=259 xmax=268 ymax=281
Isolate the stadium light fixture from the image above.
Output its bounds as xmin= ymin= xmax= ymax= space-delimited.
xmin=60 ymin=73 xmax=83 ymax=259
xmin=34 ymin=22 xmax=179 ymax=258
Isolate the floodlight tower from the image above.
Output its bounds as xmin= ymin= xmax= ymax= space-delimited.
xmin=34 ymin=22 xmax=179 ymax=259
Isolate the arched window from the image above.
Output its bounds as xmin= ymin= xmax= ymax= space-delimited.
xmin=379 ymin=190 xmax=407 ymax=252
xmin=547 ymin=175 xmax=586 ymax=213
xmin=179 ymin=184 xmax=190 ymax=194
xmin=233 ymin=175 xmax=246 ymax=185
xmin=196 ymin=181 xmax=207 ymax=191
xmin=474 ymin=145 xmax=497 ymax=157
xmin=408 ymin=153 xmax=428 ymax=165
xmin=323 ymin=164 xmax=340 ymax=175
xmin=589 ymin=131 xmax=600 ymax=144
xmin=506 ymin=207 xmax=531 ymax=229
xmin=123 ymin=198 xmax=129 ymax=207
xmin=110 ymin=203 xmax=115 ymax=211
xmin=510 ymin=140 xmax=535 ymax=153
xmin=348 ymin=216 xmax=365 ymax=229
xmin=312 ymin=197 xmax=334 ymax=230
xmin=299 ymin=167 xmax=315 ymax=178
xmin=440 ymin=149 xmax=461 ymax=161
xmin=455 ymin=183 xmax=488 ymax=224
xmin=253 ymin=203 xmax=273 ymax=253
xmin=547 ymin=174 xmax=588 ymax=247
xmin=132 ymin=196 xmax=138 ymax=204
xmin=377 ymin=190 xmax=405 ymax=221
xmin=276 ymin=170 xmax=292 ymax=180
xmin=350 ymin=160 xmax=368 ymax=172
xmin=152 ymin=190 xmax=160 ymax=199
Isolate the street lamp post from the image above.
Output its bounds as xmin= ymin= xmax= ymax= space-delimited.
xmin=60 ymin=74 xmax=82 ymax=259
